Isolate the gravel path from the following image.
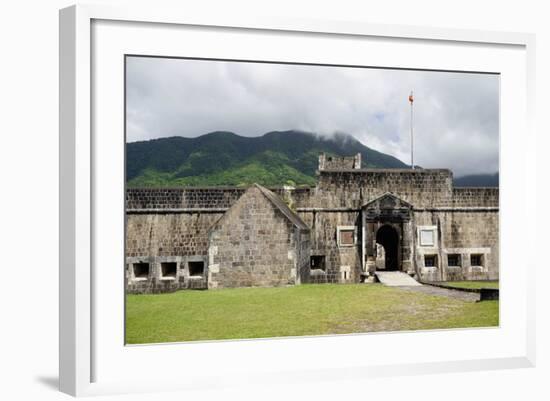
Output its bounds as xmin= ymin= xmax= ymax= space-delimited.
xmin=397 ymin=285 xmax=480 ymax=302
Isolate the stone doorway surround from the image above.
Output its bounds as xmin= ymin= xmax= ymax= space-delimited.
xmin=362 ymin=193 xmax=414 ymax=277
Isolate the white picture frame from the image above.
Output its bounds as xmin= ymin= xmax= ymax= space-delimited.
xmin=59 ymin=4 xmax=536 ymax=397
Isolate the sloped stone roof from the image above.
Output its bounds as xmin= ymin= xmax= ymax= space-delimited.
xmin=254 ymin=184 xmax=309 ymax=231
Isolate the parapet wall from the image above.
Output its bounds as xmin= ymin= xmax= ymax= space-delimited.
xmin=452 ymin=187 xmax=499 ymax=208
xmin=126 ymin=172 xmax=499 ymax=211
xmin=127 ymin=186 xmax=303 ymax=210
xmin=126 ymin=187 xmax=245 ymax=209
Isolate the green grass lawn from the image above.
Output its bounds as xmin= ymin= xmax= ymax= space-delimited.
xmin=126 ymin=284 xmax=499 ymax=344
xmin=440 ymin=281 xmax=499 ymax=290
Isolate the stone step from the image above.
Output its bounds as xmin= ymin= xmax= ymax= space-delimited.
xmin=375 ymin=271 xmax=422 ymax=287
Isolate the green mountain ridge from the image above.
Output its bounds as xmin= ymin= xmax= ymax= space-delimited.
xmin=126 ymin=130 xmax=498 ymax=187
xmin=126 ymin=130 xmax=408 ymax=187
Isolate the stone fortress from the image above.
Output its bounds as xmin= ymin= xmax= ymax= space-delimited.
xmin=126 ymin=154 xmax=499 ymax=293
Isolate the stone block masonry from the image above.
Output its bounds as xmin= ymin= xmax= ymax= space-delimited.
xmin=126 ymin=187 xmax=246 ymax=210
xmin=313 ymin=169 xmax=454 ymax=209
xmin=297 ymin=210 xmax=362 ymax=284
xmin=452 ymin=187 xmax=498 ymax=208
xmin=126 ymin=213 xmax=219 ymax=293
xmin=126 ymin=213 xmax=222 ymax=258
xmin=413 ymin=210 xmax=499 ymax=282
xmin=318 ymin=153 xmax=361 ymax=171
xmin=126 ymin=171 xmax=497 ymax=212
xmin=208 ymin=185 xmax=310 ymax=289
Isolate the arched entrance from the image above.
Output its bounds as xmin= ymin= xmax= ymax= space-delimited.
xmin=375 ymin=225 xmax=399 ymax=271
xmin=361 ymin=193 xmax=414 ymax=276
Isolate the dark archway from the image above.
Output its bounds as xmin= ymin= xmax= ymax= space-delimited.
xmin=376 ymin=225 xmax=399 ymax=271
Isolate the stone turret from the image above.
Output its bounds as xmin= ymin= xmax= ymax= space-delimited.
xmin=318 ymin=152 xmax=362 ymax=171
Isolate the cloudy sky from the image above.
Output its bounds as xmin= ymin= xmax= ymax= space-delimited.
xmin=126 ymin=56 xmax=499 ymax=177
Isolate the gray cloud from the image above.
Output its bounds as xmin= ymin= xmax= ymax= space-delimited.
xmin=126 ymin=56 xmax=499 ymax=177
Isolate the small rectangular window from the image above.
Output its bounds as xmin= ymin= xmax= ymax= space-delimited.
xmin=424 ymin=255 xmax=438 ymax=268
xmin=188 ymin=261 xmax=205 ymax=277
xmin=133 ymin=262 xmax=149 ymax=279
xmin=470 ymin=254 xmax=483 ymax=267
xmin=338 ymin=227 xmax=356 ymax=247
xmin=161 ymin=262 xmax=177 ymax=278
xmin=447 ymin=254 xmax=461 ymax=267
xmin=310 ymin=255 xmax=326 ymax=271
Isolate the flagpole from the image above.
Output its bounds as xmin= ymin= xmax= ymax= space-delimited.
xmin=409 ymin=91 xmax=414 ymax=169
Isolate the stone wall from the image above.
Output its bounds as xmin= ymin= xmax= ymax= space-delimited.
xmin=126 ymin=187 xmax=297 ymax=210
xmin=208 ymin=186 xmax=310 ymax=288
xmin=318 ymin=153 xmax=361 ymax=170
xmin=452 ymin=187 xmax=499 ymax=208
xmin=126 ymin=213 xmax=222 ymax=257
xmin=413 ymin=210 xmax=499 ymax=282
xmin=125 ymin=174 xmax=498 ymax=211
xmin=298 ymin=210 xmax=362 ymax=284
xmin=126 ymin=187 xmax=245 ymax=209
xmin=295 ymin=230 xmax=312 ymax=284
xmin=311 ymin=169 xmax=454 ymax=209
xmin=126 ymin=255 xmax=208 ymax=294
xmin=125 ymin=212 xmax=221 ymax=293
